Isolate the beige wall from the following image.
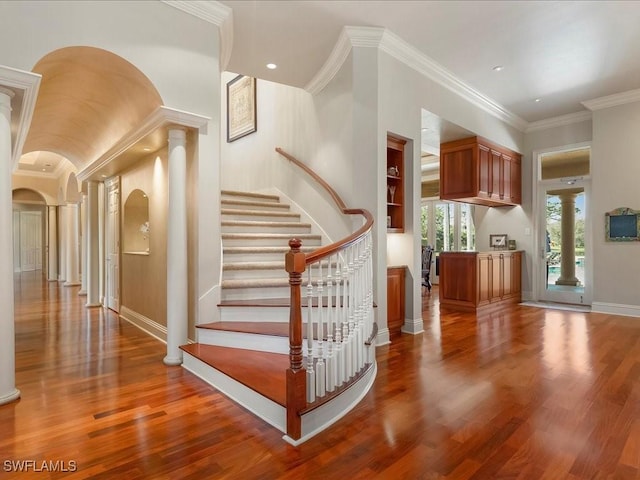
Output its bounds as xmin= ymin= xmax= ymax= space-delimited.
xmin=120 ymin=152 xmax=168 ymax=331
xmin=119 ymin=135 xmax=198 ymax=338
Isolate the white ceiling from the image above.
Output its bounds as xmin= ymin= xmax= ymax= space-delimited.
xmin=221 ymin=0 xmax=640 ymax=124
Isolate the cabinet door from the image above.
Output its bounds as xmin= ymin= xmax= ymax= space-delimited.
xmin=478 ymin=144 xmax=491 ymax=198
xmin=491 ymin=150 xmax=502 ymax=199
xmin=511 ymin=252 xmax=522 ymax=295
xmin=510 ymin=158 xmax=521 ymax=204
xmin=490 ymin=254 xmax=503 ymax=301
xmin=502 ymin=154 xmax=512 ymax=202
xmin=387 ymin=267 xmax=405 ymax=333
xmin=477 ymin=254 xmax=491 ymax=306
xmin=503 ymin=253 xmax=513 ymax=297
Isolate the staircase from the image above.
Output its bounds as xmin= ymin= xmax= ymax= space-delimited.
xmin=180 ymin=149 xmax=376 ymax=445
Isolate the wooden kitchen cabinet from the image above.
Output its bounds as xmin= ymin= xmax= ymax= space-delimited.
xmin=439 ymin=251 xmax=523 ymax=312
xmin=440 ymin=136 xmax=522 ymax=206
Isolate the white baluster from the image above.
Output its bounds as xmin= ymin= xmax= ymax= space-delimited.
xmin=315 ymin=262 xmax=326 ymax=398
xmin=334 ymin=261 xmax=344 ymax=386
xmin=306 ymin=269 xmax=316 ymax=403
xmin=326 ymin=256 xmax=336 ymax=392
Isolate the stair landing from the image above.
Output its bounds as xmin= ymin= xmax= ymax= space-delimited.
xmin=180 ymin=343 xmax=287 ymax=406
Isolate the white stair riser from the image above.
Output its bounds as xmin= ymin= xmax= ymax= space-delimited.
xmin=222 ymin=212 xmax=301 ymax=222
xmin=219 ymin=305 xmax=291 ymax=322
xmin=222 ymin=236 xmax=321 ymax=247
xmin=221 ymin=201 xmax=290 ymax=212
xmin=196 ymin=329 xmax=289 ymax=354
xmin=222 ymin=224 xmax=312 ymax=234
xmin=221 ymin=285 xmax=291 ymax=301
xmin=221 ymin=192 xmax=280 ymax=204
xmin=222 ymin=268 xmax=287 ymax=280
xmin=223 ymin=251 xmax=308 ymax=262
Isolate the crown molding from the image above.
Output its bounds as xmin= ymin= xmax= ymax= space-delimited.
xmin=305 ymin=26 xmax=527 ymax=132
xmin=581 ymin=88 xmax=640 ymax=111
xmin=162 ymin=1 xmax=233 ymax=70
xmin=525 ymin=110 xmax=592 ymax=133
xmin=0 ymin=65 xmax=41 ymax=169
xmin=378 ymin=29 xmax=528 ymax=132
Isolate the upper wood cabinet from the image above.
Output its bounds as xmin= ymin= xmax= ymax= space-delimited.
xmin=440 ymin=136 xmax=521 ymax=207
xmin=387 ymin=136 xmax=406 ymax=232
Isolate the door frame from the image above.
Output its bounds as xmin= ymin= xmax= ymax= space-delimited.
xmin=533 ymin=142 xmax=592 ymax=305
xmin=105 ymin=177 xmax=120 ymax=312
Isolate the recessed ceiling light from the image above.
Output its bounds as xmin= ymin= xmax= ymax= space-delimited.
xmin=492 ymin=65 xmax=504 ymax=72
xmin=101 ymin=174 xmax=107 ymax=178
xmin=44 ymin=163 xmax=52 ymax=167
xmin=266 ymin=63 xmax=277 ymax=70
xmin=41 ymin=168 xmax=46 ymax=171
xmin=535 ymin=98 xmax=542 ymax=103
xmin=143 ymin=147 xmax=151 ymax=152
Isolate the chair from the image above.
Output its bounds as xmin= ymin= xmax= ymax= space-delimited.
xmin=421 ymin=245 xmax=433 ymax=293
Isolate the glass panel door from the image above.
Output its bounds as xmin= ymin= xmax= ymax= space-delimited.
xmin=540 ymin=184 xmax=589 ymax=305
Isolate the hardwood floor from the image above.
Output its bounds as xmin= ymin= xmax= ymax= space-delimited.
xmin=3 ymin=273 xmax=640 ymax=479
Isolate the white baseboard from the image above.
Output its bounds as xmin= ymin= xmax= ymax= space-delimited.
xmin=376 ymin=327 xmax=390 ymax=346
xmin=592 ymin=302 xmax=640 ymax=318
xmin=401 ymin=317 xmax=424 ymax=335
xmin=119 ymin=306 xmax=168 ymax=343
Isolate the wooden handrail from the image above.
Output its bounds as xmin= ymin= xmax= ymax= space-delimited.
xmin=278 ymin=147 xmax=375 ymax=442
xmin=275 ymin=147 xmax=374 ymax=263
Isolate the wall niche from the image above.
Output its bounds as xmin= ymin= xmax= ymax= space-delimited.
xmin=123 ymin=189 xmax=150 ymax=254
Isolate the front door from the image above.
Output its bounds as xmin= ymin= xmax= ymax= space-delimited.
xmin=539 ymin=182 xmax=591 ymax=305
xmin=19 ymin=211 xmax=43 ymax=272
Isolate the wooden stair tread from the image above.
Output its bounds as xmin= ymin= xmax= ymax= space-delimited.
xmin=197 ymin=321 xmax=289 ymax=337
xmin=180 ymin=343 xmax=287 ymax=407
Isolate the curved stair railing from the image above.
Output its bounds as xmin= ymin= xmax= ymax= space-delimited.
xmin=276 ymin=148 xmax=376 ymax=441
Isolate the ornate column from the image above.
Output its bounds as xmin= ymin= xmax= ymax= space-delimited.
xmin=47 ymin=206 xmax=58 ymax=281
xmin=64 ymin=202 xmax=81 ymax=286
xmin=0 ymin=87 xmax=20 ymax=404
xmin=164 ymin=128 xmax=188 ymax=365
xmin=86 ymin=181 xmax=101 ymax=306
xmin=78 ymin=193 xmax=88 ymax=295
xmin=554 ymin=189 xmax=581 ymax=286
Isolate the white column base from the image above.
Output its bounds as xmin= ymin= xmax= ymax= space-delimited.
xmin=163 ymin=354 xmax=183 ymax=366
xmin=0 ymin=388 xmax=20 ymax=405
xmin=63 ymin=281 xmax=81 ymax=287
xmin=85 ymin=302 xmax=102 ymax=308
xmin=78 ymin=290 xmax=87 ymax=296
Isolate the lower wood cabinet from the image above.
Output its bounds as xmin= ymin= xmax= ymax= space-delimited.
xmin=387 ymin=266 xmax=406 ymax=335
xmin=439 ymin=251 xmax=522 ymax=312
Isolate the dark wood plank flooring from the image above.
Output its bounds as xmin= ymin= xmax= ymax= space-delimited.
xmin=2 ymin=272 xmax=640 ymax=479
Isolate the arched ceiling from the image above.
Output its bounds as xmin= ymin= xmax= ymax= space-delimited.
xmin=23 ymin=46 xmax=163 ymax=170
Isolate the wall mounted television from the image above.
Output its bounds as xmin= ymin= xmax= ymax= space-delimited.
xmin=605 ymin=207 xmax=640 ymax=241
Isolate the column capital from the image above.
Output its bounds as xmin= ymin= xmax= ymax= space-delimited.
xmin=168 ymin=128 xmax=187 ymax=143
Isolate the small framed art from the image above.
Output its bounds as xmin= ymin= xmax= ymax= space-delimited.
xmin=227 ymin=75 xmax=257 ymax=142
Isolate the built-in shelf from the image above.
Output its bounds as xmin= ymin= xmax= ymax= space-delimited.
xmin=386 ymin=135 xmax=406 ymax=232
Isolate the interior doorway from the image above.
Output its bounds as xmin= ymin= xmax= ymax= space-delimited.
xmin=536 ymin=145 xmax=591 ymax=306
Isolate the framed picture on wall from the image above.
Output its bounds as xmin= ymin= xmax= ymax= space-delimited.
xmin=490 ymin=234 xmax=508 ymax=249
xmin=226 ymin=75 xmax=257 ymax=142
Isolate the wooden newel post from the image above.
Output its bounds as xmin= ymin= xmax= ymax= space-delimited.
xmin=285 ymin=238 xmax=306 ymax=440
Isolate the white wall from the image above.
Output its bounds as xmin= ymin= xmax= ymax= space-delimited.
xmin=591 ymin=102 xmax=640 ymax=314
